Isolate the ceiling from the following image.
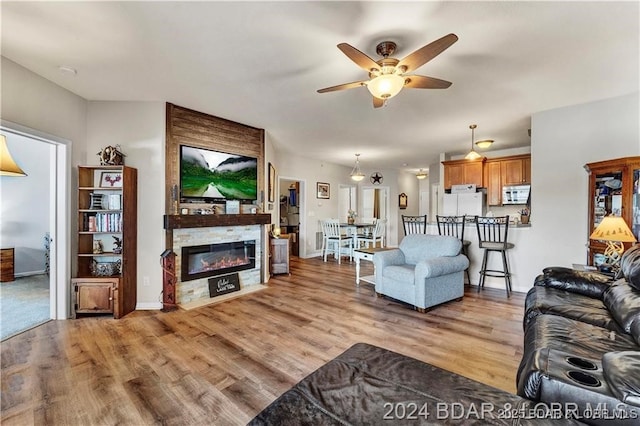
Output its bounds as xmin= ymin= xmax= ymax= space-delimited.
xmin=2 ymin=1 xmax=638 ymax=173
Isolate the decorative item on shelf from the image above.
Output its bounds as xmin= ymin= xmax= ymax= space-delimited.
xmin=465 ymin=124 xmax=482 ymax=160
xmin=370 ymin=172 xmax=383 ymax=185
xmin=225 ymin=200 xmax=240 ymax=214
xmin=416 ymin=169 xmax=427 ymax=180
xmin=90 ymin=259 xmax=121 ymax=277
xmin=350 ymin=154 xmax=365 ymax=182
xmin=112 ymin=236 xmax=123 ymax=254
xmin=519 ymin=208 xmax=530 ymax=224
xmin=89 ymin=193 xmax=103 ymax=209
xmin=92 ymin=240 xmax=104 ymax=254
xmin=347 ymin=209 xmax=357 ymax=225
xmin=589 ymin=216 xmax=637 ymax=271
xmin=99 ymin=171 xmax=123 ymax=188
xmin=0 ymin=134 xmax=27 ymax=176
xmin=97 ymin=145 xmax=125 ymax=165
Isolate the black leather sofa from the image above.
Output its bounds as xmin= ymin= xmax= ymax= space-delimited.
xmin=517 ymin=244 xmax=640 ymax=425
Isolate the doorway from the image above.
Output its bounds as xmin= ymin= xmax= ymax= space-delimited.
xmin=362 ymin=186 xmax=390 ymax=242
xmin=1 ymin=121 xmax=70 ymax=337
xmin=278 ymin=177 xmax=303 ymax=258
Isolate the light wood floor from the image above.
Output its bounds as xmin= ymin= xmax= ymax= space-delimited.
xmin=1 ymin=256 xmax=526 ymax=425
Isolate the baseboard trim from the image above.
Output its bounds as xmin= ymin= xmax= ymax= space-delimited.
xmin=136 ymin=302 xmax=163 ymax=310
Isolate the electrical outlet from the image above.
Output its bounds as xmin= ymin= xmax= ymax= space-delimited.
xmin=143 ymin=276 xmax=150 ymax=286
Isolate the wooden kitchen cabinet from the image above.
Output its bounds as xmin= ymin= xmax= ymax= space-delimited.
xmin=501 ymin=155 xmax=531 ymax=185
xmin=485 ymin=161 xmax=503 ymax=206
xmin=442 ymin=158 xmax=485 ymax=189
xmin=585 ymin=156 xmax=640 ymax=265
xmin=1 ymin=248 xmax=15 ymax=282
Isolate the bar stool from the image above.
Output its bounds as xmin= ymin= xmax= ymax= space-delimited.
xmin=436 ymin=215 xmax=471 ymax=285
xmin=475 ymin=216 xmax=514 ymax=297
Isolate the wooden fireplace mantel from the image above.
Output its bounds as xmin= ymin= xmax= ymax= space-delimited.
xmin=164 ymin=213 xmax=271 ymax=229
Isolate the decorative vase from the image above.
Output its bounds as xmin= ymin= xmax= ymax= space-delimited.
xmin=520 ymin=215 xmax=530 ymax=224
xmin=348 ymin=217 xmax=355 ymax=225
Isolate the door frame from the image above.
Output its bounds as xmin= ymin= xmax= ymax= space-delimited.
xmin=1 ymin=120 xmax=71 ymax=319
xmin=278 ymin=175 xmax=306 ymax=257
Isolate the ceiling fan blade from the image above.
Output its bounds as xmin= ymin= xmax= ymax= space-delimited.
xmin=397 ymin=33 xmax=458 ymax=73
xmin=337 ymin=43 xmax=380 ymax=72
xmin=317 ymin=80 xmax=367 ymax=93
xmin=373 ymin=97 xmax=384 ymax=108
xmin=404 ymin=75 xmax=452 ymax=89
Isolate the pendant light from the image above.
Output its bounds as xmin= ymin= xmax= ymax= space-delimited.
xmin=416 ymin=169 xmax=427 ymax=180
xmin=465 ymin=124 xmax=482 ymax=161
xmin=0 ymin=134 xmax=27 ymax=176
xmin=350 ymin=153 xmax=365 ymax=182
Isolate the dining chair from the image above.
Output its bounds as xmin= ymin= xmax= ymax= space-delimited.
xmin=321 ymin=219 xmax=353 ymax=264
xmin=356 ymin=219 xmax=386 ymax=249
xmin=402 ymin=215 xmax=427 ymax=235
xmin=436 ymin=215 xmax=471 ymax=284
xmin=475 ymin=216 xmax=514 ymax=297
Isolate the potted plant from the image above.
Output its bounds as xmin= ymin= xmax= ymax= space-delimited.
xmin=519 ymin=208 xmax=530 ymax=224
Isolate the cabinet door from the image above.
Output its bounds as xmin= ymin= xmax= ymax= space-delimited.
xmin=464 ymin=161 xmax=484 ymax=187
xmin=444 ymin=164 xmax=464 ymax=189
xmin=501 ymin=159 xmax=525 ymax=185
xmin=73 ymin=279 xmax=116 ymax=316
xmin=486 ymin=161 xmax=502 ymax=206
xmin=522 ymin=157 xmax=531 ymax=184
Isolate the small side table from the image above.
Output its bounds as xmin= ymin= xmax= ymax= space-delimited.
xmin=1 ymin=248 xmax=15 ymax=282
xmin=353 ymin=247 xmax=395 ymax=286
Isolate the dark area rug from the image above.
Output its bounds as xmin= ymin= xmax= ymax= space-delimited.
xmin=0 ymin=274 xmax=50 ymax=340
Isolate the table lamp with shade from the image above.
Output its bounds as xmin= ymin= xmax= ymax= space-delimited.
xmin=589 ymin=216 xmax=637 ymax=271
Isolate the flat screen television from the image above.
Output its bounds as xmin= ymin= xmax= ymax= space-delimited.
xmin=180 ymin=145 xmax=258 ymax=204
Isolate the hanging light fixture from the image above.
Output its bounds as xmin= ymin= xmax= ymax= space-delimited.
xmin=367 ymin=74 xmax=405 ymax=100
xmin=0 ymin=134 xmax=27 ymax=176
xmin=475 ymin=139 xmax=494 ymax=149
xmin=350 ymin=153 xmax=365 ymax=181
xmin=465 ymin=124 xmax=482 ymax=161
xmin=416 ymin=169 xmax=427 ymax=180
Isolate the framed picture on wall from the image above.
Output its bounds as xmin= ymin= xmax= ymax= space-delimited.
xmin=399 ymin=192 xmax=408 ymax=209
xmin=317 ymin=182 xmax=330 ymax=199
xmin=268 ymin=162 xmax=276 ymax=203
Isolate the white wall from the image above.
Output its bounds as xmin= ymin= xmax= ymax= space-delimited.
xmin=86 ymin=101 xmax=165 ymax=309
xmin=0 ymin=133 xmax=50 ymax=274
xmin=518 ymin=92 xmax=639 ymax=289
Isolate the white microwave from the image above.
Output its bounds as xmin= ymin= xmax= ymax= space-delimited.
xmin=502 ymin=184 xmax=530 ymax=205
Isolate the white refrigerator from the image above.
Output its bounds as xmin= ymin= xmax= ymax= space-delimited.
xmin=442 ymin=192 xmax=486 ymax=217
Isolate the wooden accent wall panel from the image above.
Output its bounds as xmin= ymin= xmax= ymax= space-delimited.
xmin=164 ymin=103 xmax=265 ymax=216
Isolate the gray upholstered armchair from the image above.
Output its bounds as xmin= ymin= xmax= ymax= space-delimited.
xmin=373 ymin=234 xmax=469 ymax=311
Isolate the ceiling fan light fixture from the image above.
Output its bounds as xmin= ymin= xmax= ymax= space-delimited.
xmin=416 ymin=169 xmax=428 ymax=180
xmin=475 ymin=139 xmax=494 ymax=149
xmin=350 ymin=153 xmax=365 ymax=181
xmin=367 ymin=74 xmax=405 ymax=99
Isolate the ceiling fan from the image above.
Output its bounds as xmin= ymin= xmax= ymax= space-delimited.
xmin=317 ymin=33 xmax=458 ymax=108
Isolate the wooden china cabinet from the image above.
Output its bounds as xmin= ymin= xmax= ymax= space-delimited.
xmin=585 ymin=156 xmax=640 ymax=265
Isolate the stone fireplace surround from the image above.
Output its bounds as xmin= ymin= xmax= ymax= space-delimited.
xmin=164 ymin=214 xmax=271 ymax=306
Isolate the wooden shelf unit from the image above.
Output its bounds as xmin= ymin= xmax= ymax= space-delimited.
xmin=74 ymin=165 xmax=137 ymax=318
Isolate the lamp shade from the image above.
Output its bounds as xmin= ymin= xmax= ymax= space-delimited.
xmin=465 ymin=150 xmax=482 ymax=161
xmin=590 ymin=216 xmax=637 ymax=243
xmin=0 ymin=134 xmax=27 ymax=176
xmin=367 ymin=74 xmax=405 ymax=99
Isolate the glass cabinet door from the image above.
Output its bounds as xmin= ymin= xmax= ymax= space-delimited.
xmin=592 ymin=170 xmax=623 ymax=228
